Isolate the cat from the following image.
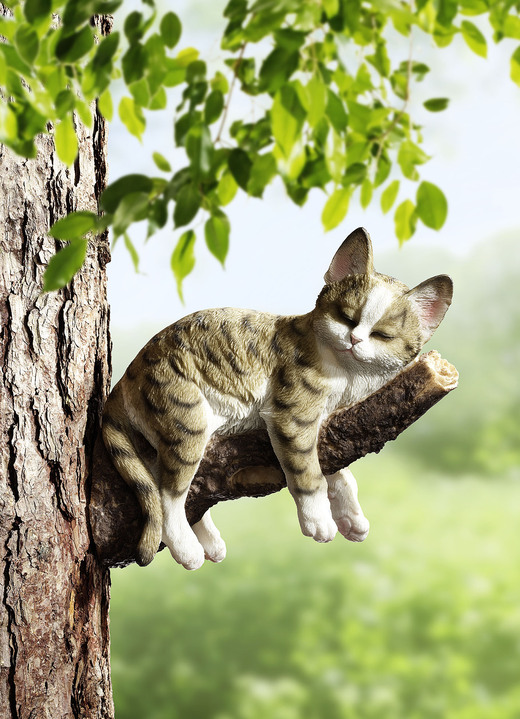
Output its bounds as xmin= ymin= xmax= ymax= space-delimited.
xmin=102 ymin=227 xmax=453 ymax=570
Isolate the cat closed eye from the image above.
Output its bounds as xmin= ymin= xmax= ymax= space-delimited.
xmin=371 ymin=330 xmax=395 ymax=341
xmin=338 ymin=310 xmax=355 ymax=326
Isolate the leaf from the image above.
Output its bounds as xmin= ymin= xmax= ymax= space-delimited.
xmin=416 ymin=181 xmax=448 ymax=230
xmin=98 ymin=89 xmax=113 ymax=121
xmin=185 ymin=124 xmax=213 ymax=179
xmin=55 ymin=116 xmax=78 ymax=166
xmin=394 ymin=200 xmax=417 ymax=244
xmin=511 ymin=46 xmax=520 ymax=87
xmin=381 ymin=180 xmax=400 ymax=214
xmin=43 ymin=240 xmax=88 ymax=292
xmin=217 ymin=172 xmax=238 ymax=205
xmin=397 ymin=140 xmax=430 ymax=181
xmin=423 ymin=97 xmax=450 ymax=112
xmin=360 ymin=178 xmax=373 ymax=209
xmin=205 ymin=214 xmax=230 ymax=266
xmin=326 ymin=90 xmax=348 ymax=134
xmin=171 ymin=230 xmax=196 ymax=302
xmin=118 ymin=97 xmax=146 ymax=141
xmin=124 ymin=233 xmax=140 ymax=272
xmin=101 ymin=174 xmax=153 ymax=213
xmin=160 ymin=12 xmax=182 ymax=49
xmin=306 ymin=75 xmax=327 ymax=128
xmin=271 ymin=86 xmax=305 ymax=158
xmin=461 ymin=20 xmax=487 ymax=58
xmin=204 ymin=90 xmax=224 ymax=125
xmin=49 ymin=211 xmax=99 ymax=240
xmin=173 ymin=183 xmax=201 ymax=228
xmin=152 ymin=152 xmax=172 ymax=173
xmin=14 ymin=25 xmax=39 ymax=65
xmin=247 ymin=152 xmax=276 ymax=197
xmin=321 ymin=187 xmax=351 ymax=232
xmin=228 ymin=148 xmax=252 ymax=190
xmin=24 ymin=0 xmax=51 ymax=23
xmin=55 ymin=26 xmax=94 ymax=63
xmin=112 ymin=192 xmax=150 ymax=237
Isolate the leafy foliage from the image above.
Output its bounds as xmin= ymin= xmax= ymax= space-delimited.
xmin=1 ymin=0 xmax=519 ymax=295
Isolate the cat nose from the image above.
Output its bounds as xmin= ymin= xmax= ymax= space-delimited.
xmin=350 ymin=333 xmax=362 ymax=345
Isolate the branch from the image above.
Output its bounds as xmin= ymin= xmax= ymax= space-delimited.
xmin=89 ymin=351 xmax=458 ymax=568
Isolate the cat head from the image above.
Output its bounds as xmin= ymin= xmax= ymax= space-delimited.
xmin=314 ymin=227 xmax=453 ymax=373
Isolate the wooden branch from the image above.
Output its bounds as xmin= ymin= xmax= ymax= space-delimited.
xmin=89 ymin=351 xmax=458 ymax=568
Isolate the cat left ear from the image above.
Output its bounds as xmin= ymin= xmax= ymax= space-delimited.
xmin=324 ymin=227 xmax=374 ymax=284
xmin=406 ymin=275 xmax=453 ymax=343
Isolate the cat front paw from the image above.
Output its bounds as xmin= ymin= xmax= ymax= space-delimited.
xmin=163 ymin=528 xmax=206 ymax=570
xmin=334 ymin=513 xmax=370 ymax=542
xmin=301 ymin=515 xmax=338 ymax=543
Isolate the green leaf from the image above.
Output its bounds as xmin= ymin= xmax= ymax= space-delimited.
xmin=343 ymin=163 xmax=366 ymax=186
xmin=118 ymin=97 xmax=146 ymax=141
xmin=228 ymin=148 xmax=252 ymax=190
xmin=511 ymin=46 xmax=520 ymax=87
xmin=55 ymin=116 xmax=78 ymax=166
xmin=185 ymin=124 xmax=213 ymax=178
xmin=171 ymin=229 xmax=196 ymax=302
xmin=247 ymin=152 xmax=276 ymax=197
xmin=306 ymin=75 xmax=327 ymax=128
xmin=360 ymin=179 xmax=373 ymax=209
xmin=14 ymin=25 xmax=39 ymax=65
xmin=101 ymin=174 xmax=153 ymax=213
xmin=423 ymin=97 xmax=450 ymax=112
xmin=381 ymin=180 xmax=400 ymax=214
xmin=173 ymin=183 xmax=201 ymax=228
xmin=56 ymin=26 xmax=94 ymax=63
xmin=124 ymin=233 xmax=140 ymax=272
xmin=217 ymin=172 xmax=238 ymax=205
xmin=98 ymin=89 xmax=113 ymax=121
xmin=92 ymin=32 xmax=119 ymax=69
xmin=394 ymin=200 xmax=417 ymax=244
xmin=43 ymin=240 xmax=88 ymax=292
xmin=24 ymin=0 xmax=51 ymax=23
xmin=204 ymin=90 xmax=224 ymax=125
xmin=124 ymin=11 xmax=144 ymax=43
xmin=321 ymin=187 xmax=351 ymax=232
xmin=205 ymin=214 xmax=230 ymax=266
xmin=49 ymin=211 xmax=99 ymax=240
xmin=461 ymin=20 xmax=487 ymax=58
xmin=326 ymin=90 xmax=348 ymax=134
xmin=271 ymin=86 xmax=305 ymax=158
xmin=416 ymin=181 xmax=448 ymax=230
xmin=397 ymin=140 xmax=430 ymax=181
xmin=153 ymin=152 xmax=172 ymax=173
xmin=112 ymin=192 xmax=150 ymax=237
xmin=160 ymin=12 xmax=182 ymax=49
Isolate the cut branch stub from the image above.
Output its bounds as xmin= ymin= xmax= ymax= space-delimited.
xmin=90 ymin=350 xmax=458 ymax=569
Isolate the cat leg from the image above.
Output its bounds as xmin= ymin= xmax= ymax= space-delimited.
xmin=326 ymin=468 xmax=370 ymax=542
xmin=156 ymin=410 xmax=212 ymax=570
xmin=192 ymin=510 xmax=227 ymax=563
xmin=263 ymin=413 xmax=337 ymax=543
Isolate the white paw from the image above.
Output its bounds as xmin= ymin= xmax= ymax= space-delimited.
xmin=163 ymin=527 xmax=205 ymax=570
xmin=204 ymin=536 xmax=227 ymax=563
xmin=334 ymin=513 xmax=370 ymax=542
xmin=299 ymin=511 xmax=337 ymax=543
xmin=192 ymin=511 xmax=227 ymax=563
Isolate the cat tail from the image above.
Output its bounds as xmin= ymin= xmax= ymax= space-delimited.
xmin=102 ymin=389 xmax=163 ymax=567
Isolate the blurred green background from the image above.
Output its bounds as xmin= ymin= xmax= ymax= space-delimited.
xmin=109 ymin=234 xmax=520 ymax=719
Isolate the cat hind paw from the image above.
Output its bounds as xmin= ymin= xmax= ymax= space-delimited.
xmin=335 ymin=514 xmax=370 ymax=543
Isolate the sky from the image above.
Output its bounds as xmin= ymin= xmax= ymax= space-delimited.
xmin=106 ymin=1 xmax=520 ymax=333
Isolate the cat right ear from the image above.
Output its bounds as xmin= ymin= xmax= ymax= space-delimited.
xmin=324 ymin=227 xmax=374 ymax=284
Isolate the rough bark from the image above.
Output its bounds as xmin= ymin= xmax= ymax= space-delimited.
xmin=91 ymin=351 xmax=458 ymax=569
xmin=0 ymin=42 xmax=113 ymax=719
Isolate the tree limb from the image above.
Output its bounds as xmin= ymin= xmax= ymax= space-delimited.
xmin=90 ymin=351 xmax=458 ymax=569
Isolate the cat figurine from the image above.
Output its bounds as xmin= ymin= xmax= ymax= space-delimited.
xmin=102 ymin=227 xmax=453 ymax=570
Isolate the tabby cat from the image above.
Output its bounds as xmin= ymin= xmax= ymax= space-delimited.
xmin=102 ymin=227 xmax=453 ymax=570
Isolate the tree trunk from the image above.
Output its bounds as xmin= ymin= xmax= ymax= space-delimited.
xmin=0 ymin=105 xmax=113 ymax=718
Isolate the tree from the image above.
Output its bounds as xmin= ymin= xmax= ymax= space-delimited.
xmin=0 ymin=0 xmax=515 ymax=716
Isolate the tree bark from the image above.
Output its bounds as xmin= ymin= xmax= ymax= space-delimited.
xmin=0 ymin=72 xmax=113 ymax=719
xmin=91 ymin=350 xmax=458 ymax=569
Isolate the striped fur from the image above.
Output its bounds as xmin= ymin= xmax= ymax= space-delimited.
xmin=102 ymin=228 xmax=452 ymax=569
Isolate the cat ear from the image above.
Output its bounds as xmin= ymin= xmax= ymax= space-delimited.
xmin=324 ymin=227 xmax=374 ymax=284
xmin=406 ymin=275 xmax=453 ymax=343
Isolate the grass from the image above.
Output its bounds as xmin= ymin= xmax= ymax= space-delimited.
xmin=109 ymin=452 xmax=520 ymax=719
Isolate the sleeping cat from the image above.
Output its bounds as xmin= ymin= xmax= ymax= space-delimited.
xmin=102 ymin=227 xmax=452 ymax=570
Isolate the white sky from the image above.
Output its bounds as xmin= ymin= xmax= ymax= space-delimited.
xmin=107 ymin=1 xmax=520 ymax=330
